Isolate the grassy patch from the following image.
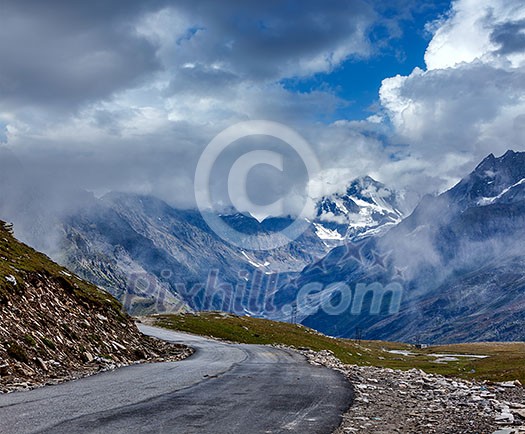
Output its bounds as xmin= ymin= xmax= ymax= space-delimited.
xmin=23 ymin=334 xmax=37 ymax=347
xmin=6 ymin=342 xmax=29 ymax=363
xmin=41 ymin=337 xmax=56 ymax=351
xmin=153 ymin=312 xmax=525 ymax=384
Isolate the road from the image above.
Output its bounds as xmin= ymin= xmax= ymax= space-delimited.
xmin=0 ymin=324 xmax=353 ymax=433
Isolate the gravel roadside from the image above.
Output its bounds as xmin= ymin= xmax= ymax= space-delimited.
xmin=299 ymin=348 xmax=525 ymax=434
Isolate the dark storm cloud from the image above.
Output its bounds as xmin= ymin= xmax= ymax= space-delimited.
xmin=167 ymin=0 xmax=377 ymax=81
xmin=491 ymin=18 xmax=525 ymax=55
xmin=0 ymin=0 xmax=394 ymax=113
xmin=0 ymin=0 xmax=168 ymax=110
xmin=0 ymin=0 xmax=437 ymax=214
xmin=139 ymin=0 xmax=380 ymax=97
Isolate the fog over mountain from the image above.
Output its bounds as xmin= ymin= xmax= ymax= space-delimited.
xmin=293 ymin=150 xmax=525 ymax=343
xmin=0 ymin=150 xmax=405 ymax=316
xmin=3 ymin=149 xmax=525 ymax=344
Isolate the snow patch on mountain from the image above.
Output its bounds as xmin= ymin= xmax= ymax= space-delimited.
xmin=313 ymin=176 xmax=405 ymax=241
xmin=478 ymin=178 xmax=525 ymax=205
xmin=312 ymin=222 xmax=345 ymax=241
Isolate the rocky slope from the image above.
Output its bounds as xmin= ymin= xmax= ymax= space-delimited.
xmin=294 ymin=150 xmax=525 ymax=343
xmin=0 ymin=221 xmax=191 ymax=392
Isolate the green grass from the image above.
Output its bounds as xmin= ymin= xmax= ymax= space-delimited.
xmin=23 ymin=334 xmax=37 ymax=347
xmin=5 ymin=342 xmax=29 ymax=363
xmin=41 ymin=337 xmax=56 ymax=351
xmin=153 ymin=312 xmax=525 ymax=384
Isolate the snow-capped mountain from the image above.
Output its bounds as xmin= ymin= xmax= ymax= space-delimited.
xmin=291 ymin=150 xmax=525 ymax=343
xmin=447 ymin=150 xmax=525 ymax=209
xmin=313 ymin=176 xmax=405 ymax=242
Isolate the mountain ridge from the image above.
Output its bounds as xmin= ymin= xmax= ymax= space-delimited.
xmin=0 ymin=169 xmax=404 ymax=317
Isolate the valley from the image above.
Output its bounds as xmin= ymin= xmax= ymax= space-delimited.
xmin=152 ymin=312 xmax=525 ymax=385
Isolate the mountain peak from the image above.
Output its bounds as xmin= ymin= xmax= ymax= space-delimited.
xmin=447 ymin=150 xmax=525 ymax=209
xmin=474 ymin=152 xmax=496 ymax=171
xmin=314 ymin=176 xmax=404 ymax=241
xmin=294 ymin=150 xmax=525 ymax=344
xmin=500 ymin=149 xmax=518 ymax=159
xmin=475 ymin=150 xmax=522 ymax=171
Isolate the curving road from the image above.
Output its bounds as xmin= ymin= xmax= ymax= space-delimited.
xmin=0 ymin=324 xmax=353 ymax=433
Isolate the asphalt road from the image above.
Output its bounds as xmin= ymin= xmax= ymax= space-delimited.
xmin=0 ymin=324 xmax=353 ymax=433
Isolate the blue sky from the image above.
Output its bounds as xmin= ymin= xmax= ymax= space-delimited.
xmin=282 ymin=1 xmax=452 ymax=121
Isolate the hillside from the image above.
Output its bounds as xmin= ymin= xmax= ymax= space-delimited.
xmin=0 ymin=221 xmax=190 ymax=392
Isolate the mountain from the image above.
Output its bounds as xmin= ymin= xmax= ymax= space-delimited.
xmin=0 ymin=161 xmax=403 ymax=317
xmin=313 ymin=176 xmax=405 ymax=242
xmin=0 ymin=188 xmax=331 ymax=315
xmin=57 ymin=193 xmax=331 ymax=316
xmin=0 ymin=220 xmax=189 ymax=392
xmin=291 ymin=150 xmax=525 ymax=343
xmin=57 ymin=177 xmax=405 ymax=316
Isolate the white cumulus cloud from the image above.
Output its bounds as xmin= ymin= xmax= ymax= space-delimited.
xmin=379 ymin=0 xmax=525 ymax=194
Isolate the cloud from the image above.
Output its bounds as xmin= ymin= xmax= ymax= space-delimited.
xmin=378 ymin=0 xmax=525 ymax=194
xmin=0 ymin=1 xmax=168 ymax=112
xmin=0 ymin=0 xmax=390 ymax=211
xmin=0 ymin=0 xmax=380 ymax=125
xmin=2 ymin=0 xmax=524 ymax=220
xmin=491 ymin=18 xmax=525 ymax=56
xmin=143 ymin=0 xmax=377 ymax=82
xmin=424 ymin=0 xmax=525 ymax=70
